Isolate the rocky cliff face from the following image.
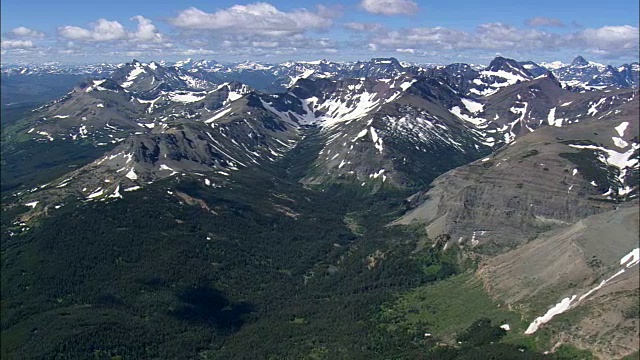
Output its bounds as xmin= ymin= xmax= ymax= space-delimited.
xmin=394 ymin=96 xmax=639 ymax=249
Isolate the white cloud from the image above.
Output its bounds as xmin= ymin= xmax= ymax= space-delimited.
xmin=474 ymin=23 xmax=557 ymax=50
xmin=169 ymin=3 xmax=333 ymax=36
xmin=359 ymin=0 xmax=419 ymax=16
xmin=1 ymin=39 xmax=34 ymax=49
xmin=396 ymin=48 xmax=415 ymax=54
xmin=252 ymin=41 xmax=279 ymax=48
xmin=344 ymin=22 xmax=384 ymax=32
xmin=365 ymin=23 xmax=639 ymax=59
xmin=180 ymin=48 xmax=216 ymax=55
xmin=58 ymin=17 xmax=163 ymax=42
xmin=525 ymin=17 xmax=565 ymax=28
xmin=374 ymin=23 xmax=543 ymax=50
xmin=374 ymin=27 xmax=467 ymax=48
xmin=130 ymin=16 xmax=163 ymax=42
xmin=578 ymin=25 xmax=639 ymax=51
xmin=58 ymin=19 xmax=127 ymax=41
xmin=9 ymin=27 xmax=46 ymax=38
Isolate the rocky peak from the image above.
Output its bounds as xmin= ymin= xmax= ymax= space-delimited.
xmin=486 ymin=56 xmax=532 ymax=77
xmin=571 ymin=55 xmax=589 ymax=67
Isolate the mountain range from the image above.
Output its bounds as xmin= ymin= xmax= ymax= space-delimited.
xmin=1 ymin=54 xmax=638 ymax=359
xmin=2 ymin=55 xmax=638 ymax=103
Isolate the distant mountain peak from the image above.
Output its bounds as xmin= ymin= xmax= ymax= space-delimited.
xmin=486 ymin=56 xmax=531 ymax=76
xmin=571 ymin=55 xmax=589 ymax=66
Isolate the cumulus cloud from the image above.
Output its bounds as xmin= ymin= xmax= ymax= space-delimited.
xmin=578 ymin=25 xmax=639 ymax=51
xmin=474 ymin=23 xmax=559 ymax=50
xmin=1 ymin=39 xmax=35 ymax=49
xmin=130 ymin=16 xmax=163 ymax=42
xmin=362 ymin=22 xmax=639 ymax=59
xmin=359 ymin=0 xmax=419 ymax=16
xmin=344 ymin=22 xmax=384 ymax=32
xmin=212 ymin=33 xmax=336 ymax=52
xmin=525 ymin=17 xmax=565 ymax=27
xmin=58 ymin=19 xmax=127 ymax=41
xmin=369 ymin=23 xmax=625 ymax=53
xmin=374 ymin=27 xmax=468 ymax=48
xmin=58 ymin=16 xmax=163 ymax=42
xmin=169 ymin=3 xmax=333 ymax=36
xmin=9 ymin=27 xmax=46 ymax=38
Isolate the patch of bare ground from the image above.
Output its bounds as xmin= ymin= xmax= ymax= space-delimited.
xmin=476 ymin=206 xmax=639 ymax=358
xmin=174 ymin=191 xmax=217 ymax=214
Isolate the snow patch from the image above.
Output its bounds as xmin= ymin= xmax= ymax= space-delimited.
xmin=353 ymin=129 xmax=368 ymax=142
xmin=205 ymin=107 xmax=233 ymax=124
xmin=612 ymin=137 xmax=628 ymax=149
xmin=621 ymin=248 xmax=640 ymax=268
xmin=120 ymin=64 xmax=146 ymax=88
xmin=108 ymin=185 xmax=122 ymax=199
xmin=125 ymin=168 xmax=138 ymax=180
xmin=461 ymin=98 xmax=484 ymax=113
xmin=615 ymin=122 xmax=629 ymax=137
xmin=547 ymin=107 xmax=563 ymax=127
xmin=87 ymin=188 xmax=104 ymax=199
xmin=168 ymin=92 xmax=206 ymax=103
xmin=525 ymin=295 xmax=576 ymax=334
xmin=449 ymin=106 xmax=486 ymax=126
xmin=587 ymin=98 xmax=606 ymax=116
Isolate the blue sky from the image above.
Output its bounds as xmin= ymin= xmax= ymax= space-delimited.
xmin=1 ymin=0 xmax=638 ymax=65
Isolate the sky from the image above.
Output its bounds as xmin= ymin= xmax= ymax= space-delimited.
xmin=1 ymin=0 xmax=639 ymax=65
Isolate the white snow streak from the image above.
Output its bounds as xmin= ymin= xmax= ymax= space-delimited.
xmin=525 ymin=247 xmax=640 ymax=335
xmin=24 ymin=201 xmax=39 ymax=208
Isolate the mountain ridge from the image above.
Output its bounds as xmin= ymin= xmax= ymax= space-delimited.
xmin=1 ymin=54 xmax=638 ymax=360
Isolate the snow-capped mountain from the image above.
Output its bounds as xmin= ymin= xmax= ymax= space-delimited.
xmin=109 ymin=60 xmax=215 ymax=98
xmin=551 ymin=55 xmax=638 ymax=90
xmin=6 ymin=56 xmax=638 ymax=212
xmin=466 ymin=56 xmax=534 ymax=96
xmin=3 ymin=55 xmax=638 ymax=100
xmin=1 ymin=62 xmax=120 ymax=77
xmin=2 ymin=55 xmax=638 ymax=360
